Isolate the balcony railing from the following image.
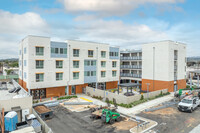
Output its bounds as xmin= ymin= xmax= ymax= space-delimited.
xmin=120 ymin=73 xmax=142 ymax=78
xmin=120 ymin=56 xmax=142 ymax=60
xmin=120 ymin=65 xmax=142 ymax=69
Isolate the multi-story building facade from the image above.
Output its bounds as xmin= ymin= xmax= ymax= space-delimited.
xmin=120 ymin=41 xmax=186 ymax=92
xmin=120 ymin=50 xmax=142 ymax=85
xmin=19 ymin=35 xmax=120 ymax=99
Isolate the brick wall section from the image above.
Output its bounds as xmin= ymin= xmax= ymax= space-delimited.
xmin=177 ymin=79 xmax=186 ymax=90
xmin=142 ymin=79 xmax=186 ymax=92
xmin=18 ymin=78 xmax=28 ymax=92
xmin=106 ymin=81 xmax=118 ymax=89
xmin=46 ymin=86 xmax=65 ymax=98
xmin=68 ymin=83 xmax=88 ymax=95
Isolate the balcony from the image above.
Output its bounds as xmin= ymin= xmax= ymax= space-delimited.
xmin=120 ymin=56 xmax=142 ymax=60
xmin=174 ymin=65 xmax=177 ymax=71
xmin=120 ymin=65 xmax=142 ymax=69
xmin=120 ymin=73 xmax=142 ymax=78
xmin=174 ymin=76 xmax=177 ymax=81
xmin=174 ymin=55 xmax=178 ymax=60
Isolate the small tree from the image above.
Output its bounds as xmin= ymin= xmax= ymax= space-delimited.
xmin=140 ymin=94 xmax=144 ymax=100
xmin=5 ymin=69 xmax=13 ymax=75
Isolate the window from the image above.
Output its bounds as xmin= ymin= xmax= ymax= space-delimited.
xmin=24 ymin=47 xmax=27 ymax=54
xmin=84 ymin=71 xmax=90 ymax=76
xmin=36 ymin=73 xmax=44 ymax=82
xmin=19 ymin=50 xmax=21 ymax=55
xmin=112 ymin=61 xmax=117 ymax=67
xmin=55 ymin=48 xmax=59 ymax=54
xmin=51 ymin=47 xmax=67 ymax=54
xmin=101 ymin=61 xmax=106 ymax=67
xmin=91 ymin=71 xmax=96 ymax=76
xmin=56 ymin=73 xmax=63 ymax=81
xmin=91 ymin=61 xmax=96 ymax=66
xmin=84 ymin=60 xmax=90 ymax=66
xmin=112 ymin=71 xmax=117 ymax=77
xmin=64 ymin=48 xmax=67 ymax=54
xmin=24 ymin=60 xmax=26 ymax=66
xmin=36 ymin=47 xmax=44 ymax=56
xmin=88 ymin=50 xmax=94 ymax=57
xmin=56 ymin=61 xmax=63 ymax=68
xmin=73 ymin=72 xmax=79 ymax=79
xmin=19 ymin=60 xmax=21 ymax=66
xmin=109 ymin=52 xmax=118 ymax=57
xmin=60 ymin=48 xmax=64 ymax=54
xmin=36 ymin=60 xmax=44 ymax=69
xmin=101 ymin=71 xmax=106 ymax=77
xmin=73 ymin=61 xmax=79 ymax=68
xmin=24 ymin=72 xmax=27 ymax=79
xmin=101 ymin=51 xmax=106 ymax=58
xmin=73 ymin=49 xmax=79 ymax=57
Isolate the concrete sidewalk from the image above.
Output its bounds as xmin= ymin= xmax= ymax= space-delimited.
xmin=78 ymin=93 xmax=174 ymax=115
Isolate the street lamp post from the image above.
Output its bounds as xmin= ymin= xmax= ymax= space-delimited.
xmin=146 ymin=83 xmax=150 ymax=101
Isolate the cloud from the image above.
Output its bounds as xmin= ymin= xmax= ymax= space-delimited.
xmin=59 ymin=0 xmax=184 ymax=16
xmin=70 ymin=19 xmax=168 ymax=48
xmin=0 ymin=10 xmax=48 ymax=34
xmin=0 ymin=10 xmax=49 ymax=59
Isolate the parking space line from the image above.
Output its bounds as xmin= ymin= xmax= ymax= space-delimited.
xmin=80 ymin=97 xmax=93 ymax=102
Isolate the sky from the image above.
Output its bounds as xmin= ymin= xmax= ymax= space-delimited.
xmin=0 ymin=0 xmax=200 ymax=58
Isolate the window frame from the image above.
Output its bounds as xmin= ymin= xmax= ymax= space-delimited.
xmin=56 ymin=73 xmax=63 ymax=81
xmin=73 ymin=72 xmax=79 ymax=79
xmin=73 ymin=61 xmax=79 ymax=68
xmin=36 ymin=60 xmax=44 ymax=69
xmin=88 ymin=50 xmax=94 ymax=57
xmin=36 ymin=73 xmax=44 ymax=82
xmin=56 ymin=60 xmax=63 ymax=69
xmin=36 ymin=47 xmax=44 ymax=56
xmin=73 ymin=49 xmax=79 ymax=57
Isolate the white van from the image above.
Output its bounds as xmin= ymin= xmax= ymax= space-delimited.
xmin=178 ymin=96 xmax=200 ymax=113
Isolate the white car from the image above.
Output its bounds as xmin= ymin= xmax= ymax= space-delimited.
xmin=178 ymin=96 xmax=200 ymax=113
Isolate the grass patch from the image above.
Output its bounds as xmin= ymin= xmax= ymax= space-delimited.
xmin=57 ymin=95 xmax=77 ymax=100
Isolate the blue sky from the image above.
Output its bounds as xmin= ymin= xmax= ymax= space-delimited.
xmin=0 ymin=0 xmax=200 ymax=58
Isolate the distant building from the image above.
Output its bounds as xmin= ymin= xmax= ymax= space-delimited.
xmin=19 ymin=35 xmax=120 ymax=99
xmin=120 ymin=41 xmax=187 ymax=92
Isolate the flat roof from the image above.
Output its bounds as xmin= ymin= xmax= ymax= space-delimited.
xmin=118 ymin=83 xmax=141 ymax=87
xmin=190 ymin=70 xmax=200 ymax=74
xmin=0 ymin=81 xmax=29 ymax=101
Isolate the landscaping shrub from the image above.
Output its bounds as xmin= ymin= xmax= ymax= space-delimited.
xmin=57 ymin=95 xmax=77 ymax=100
xmin=140 ymin=94 xmax=144 ymax=100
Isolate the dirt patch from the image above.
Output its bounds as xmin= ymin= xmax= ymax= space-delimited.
xmin=112 ymin=119 xmax=137 ymax=131
xmin=145 ymin=107 xmax=179 ymax=115
xmin=34 ymin=105 xmax=51 ymax=114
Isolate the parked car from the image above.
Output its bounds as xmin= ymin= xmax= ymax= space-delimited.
xmin=178 ymin=95 xmax=200 ymax=113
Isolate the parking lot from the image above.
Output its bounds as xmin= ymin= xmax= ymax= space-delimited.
xmin=46 ymin=105 xmax=136 ymax=133
xmin=139 ymin=105 xmax=200 ymax=133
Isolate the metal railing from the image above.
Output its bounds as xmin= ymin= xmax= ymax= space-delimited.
xmin=120 ymin=65 xmax=142 ymax=69
xmin=120 ymin=73 xmax=142 ymax=78
xmin=120 ymin=56 xmax=142 ymax=60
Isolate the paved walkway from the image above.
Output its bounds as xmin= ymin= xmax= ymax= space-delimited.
xmin=77 ymin=94 xmax=174 ymax=133
xmin=78 ymin=93 xmax=174 ymax=115
xmin=189 ymin=124 xmax=200 ymax=133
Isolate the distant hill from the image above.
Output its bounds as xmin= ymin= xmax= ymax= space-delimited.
xmin=0 ymin=58 xmax=18 ymax=62
xmin=187 ymin=57 xmax=200 ymax=62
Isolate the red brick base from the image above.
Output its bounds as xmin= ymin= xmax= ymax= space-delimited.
xmin=142 ymin=79 xmax=186 ymax=92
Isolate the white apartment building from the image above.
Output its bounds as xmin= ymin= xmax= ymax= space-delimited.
xmin=19 ymin=35 xmax=120 ymax=99
xmin=120 ymin=41 xmax=186 ymax=92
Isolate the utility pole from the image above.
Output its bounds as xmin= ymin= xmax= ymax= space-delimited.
xmin=0 ymin=108 xmax=4 ymax=133
xmin=146 ymin=83 xmax=150 ymax=101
